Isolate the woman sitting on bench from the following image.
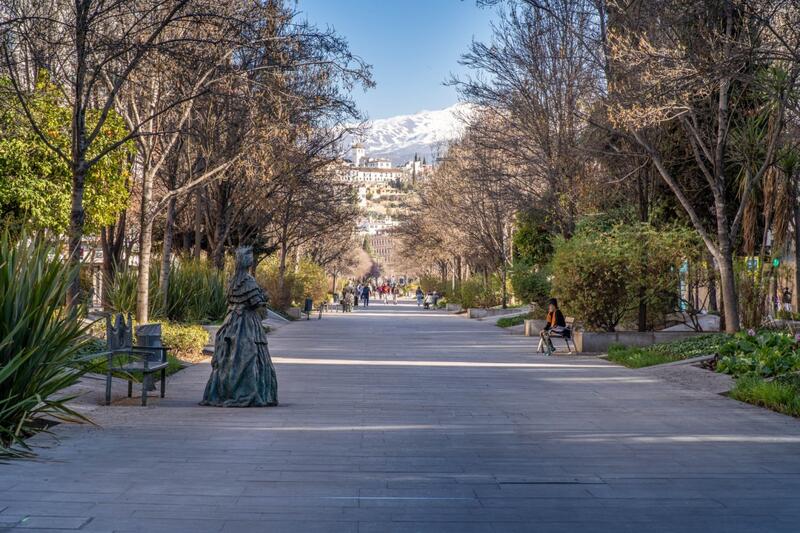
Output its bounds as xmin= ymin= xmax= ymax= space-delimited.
xmin=539 ymin=298 xmax=566 ymax=356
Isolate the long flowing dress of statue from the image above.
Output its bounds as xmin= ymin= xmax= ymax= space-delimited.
xmin=201 ymin=248 xmax=278 ymax=407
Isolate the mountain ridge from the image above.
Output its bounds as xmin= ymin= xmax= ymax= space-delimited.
xmin=347 ymin=103 xmax=470 ymax=165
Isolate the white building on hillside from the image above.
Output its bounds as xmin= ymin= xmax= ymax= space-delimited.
xmin=358 ymin=215 xmax=400 ymax=235
xmin=364 ymin=157 xmax=392 ymax=169
xmin=351 ymin=143 xmax=365 ymax=167
xmin=339 ymin=144 xmax=404 ymax=183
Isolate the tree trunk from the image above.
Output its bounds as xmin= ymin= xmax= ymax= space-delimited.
xmin=451 ymin=256 xmax=457 ymax=293
xmin=277 ymin=241 xmax=289 ymax=308
xmin=768 ymin=269 xmax=777 ymax=318
xmin=501 ymin=264 xmax=508 ymax=309
xmin=136 ymin=171 xmax=154 ymax=324
xmin=67 ymin=4 xmax=88 ymax=308
xmin=718 ymin=250 xmax=739 ymax=333
xmin=293 ymin=246 xmax=301 ymax=273
xmin=707 ymin=252 xmax=718 ymax=312
xmin=637 ymin=287 xmax=647 ymax=332
xmin=194 ymin=189 xmax=203 ymax=259
xmin=100 ymin=211 xmax=127 ymax=308
xmin=160 ymin=195 xmax=177 ymax=312
xmin=794 ymin=182 xmax=800 ymax=311
xmin=68 ymin=165 xmax=87 ymax=305
xmin=210 ymin=192 xmax=227 ymax=270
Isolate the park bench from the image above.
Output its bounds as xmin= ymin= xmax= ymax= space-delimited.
xmin=550 ymin=317 xmax=576 ymax=353
xmin=101 ymin=314 xmax=170 ymax=406
xmin=537 ymin=317 xmax=576 ymax=354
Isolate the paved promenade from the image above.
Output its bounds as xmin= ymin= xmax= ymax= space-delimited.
xmin=2 ymin=301 xmax=800 ymax=532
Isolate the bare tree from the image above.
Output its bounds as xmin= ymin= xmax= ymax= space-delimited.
xmin=607 ymin=0 xmax=798 ymax=331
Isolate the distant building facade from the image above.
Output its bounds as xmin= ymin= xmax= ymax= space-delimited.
xmin=369 ymin=231 xmax=396 ymax=266
xmin=338 ymin=144 xmax=430 ymax=184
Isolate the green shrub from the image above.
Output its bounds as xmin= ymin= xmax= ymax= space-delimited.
xmin=716 ymin=331 xmax=800 ymax=378
xmin=510 ymin=261 xmax=550 ymax=307
xmin=607 ymin=334 xmax=728 ymax=368
xmin=105 ymin=260 xmax=226 ymax=324
xmin=257 ymin=256 xmax=328 ymax=310
xmin=776 ymin=310 xmax=800 ymax=321
xmin=513 ymin=210 xmax=554 ymax=266
xmin=551 ymin=223 xmax=698 ymax=331
xmin=459 ymin=276 xmax=501 ymax=309
xmin=0 ymin=232 xmax=92 ymax=457
xmin=418 ymin=275 xmax=448 ymax=294
xmin=162 ymin=260 xmax=226 ymax=323
xmin=161 ymin=322 xmax=209 ymax=361
xmin=496 ymin=312 xmax=534 ymax=328
xmin=105 ymin=267 xmax=138 ymax=316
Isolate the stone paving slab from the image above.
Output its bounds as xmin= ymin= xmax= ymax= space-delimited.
xmin=2 ymin=300 xmax=800 ymax=532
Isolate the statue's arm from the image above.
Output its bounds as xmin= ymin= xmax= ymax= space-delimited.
xmin=246 ymin=286 xmax=268 ymax=311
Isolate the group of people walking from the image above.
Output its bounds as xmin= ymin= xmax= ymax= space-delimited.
xmin=340 ymin=281 xmax=402 ymax=310
xmin=414 ymin=288 xmax=441 ymax=309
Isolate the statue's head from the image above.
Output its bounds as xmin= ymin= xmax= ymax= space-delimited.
xmin=235 ymin=246 xmax=254 ymax=271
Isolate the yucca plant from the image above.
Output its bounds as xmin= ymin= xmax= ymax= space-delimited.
xmin=104 ymin=266 xmax=137 ymax=315
xmin=163 ymin=259 xmax=226 ymax=323
xmin=104 ymin=266 xmax=165 ymax=319
xmin=0 ymin=231 xmax=92 ymax=457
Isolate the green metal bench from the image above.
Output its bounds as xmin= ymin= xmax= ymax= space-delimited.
xmin=101 ymin=315 xmax=170 ymax=406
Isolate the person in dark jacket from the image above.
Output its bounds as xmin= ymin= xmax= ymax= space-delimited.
xmin=539 ymin=298 xmax=566 ymax=356
xmin=361 ymin=284 xmax=371 ymax=307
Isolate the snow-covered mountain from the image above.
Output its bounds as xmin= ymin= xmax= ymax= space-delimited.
xmin=348 ymin=103 xmax=470 ymax=165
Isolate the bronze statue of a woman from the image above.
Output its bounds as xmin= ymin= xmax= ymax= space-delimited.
xmin=201 ymin=247 xmax=278 ymax=407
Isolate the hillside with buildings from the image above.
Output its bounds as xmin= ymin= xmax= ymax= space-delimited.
xmin=336 ymin=143 xmax=430 ymax=276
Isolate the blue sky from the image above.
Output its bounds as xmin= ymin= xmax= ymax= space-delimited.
xmin=296 ymin=0 xmax=496 ymax=120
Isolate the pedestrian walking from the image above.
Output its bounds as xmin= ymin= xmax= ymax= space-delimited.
xmin=361 ymin=284 xmax=371 ymax=307
xmin=783 ymin=287 xmax=793 ymax=313
xmin=415 ymin=287 xmax=424 ymax=307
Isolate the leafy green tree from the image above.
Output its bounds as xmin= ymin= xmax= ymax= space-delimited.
xmin=0 ymin=76 xmax=132 ymax=233
xmin=512 ymin=210 xmax=553 ymax=266
xmin=511 ymin=210 xmax=553 ymax=307
xmin=552 ymin=222 xmax=698 ymax=331
xmin=256 ymin=256 xmax=328 ymax=310
xmin=511 ymin=266 xmax=551 ymax=308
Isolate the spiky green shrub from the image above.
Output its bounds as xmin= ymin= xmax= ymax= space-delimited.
xmin=0 ymin=232 xmax=91 ymax=457
xmin=104 ymin=266 xmax=138 ymax=316
xmin=162 ymin=260 xmax=226 ymax=323
xmin=105 ymin=260 xmax=226 ymax=324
